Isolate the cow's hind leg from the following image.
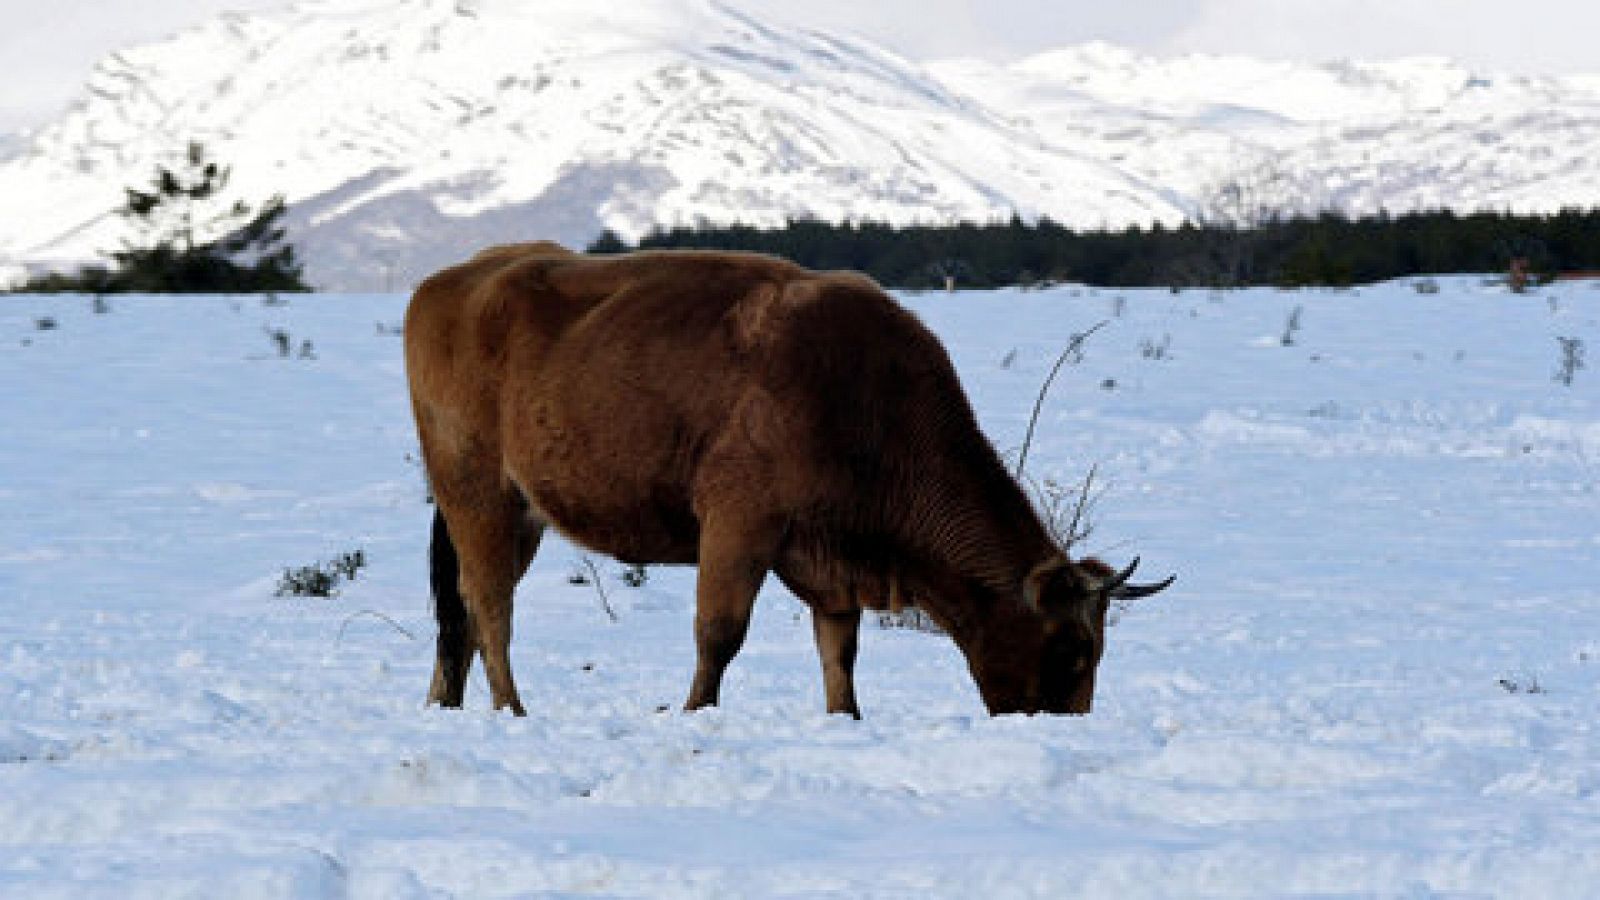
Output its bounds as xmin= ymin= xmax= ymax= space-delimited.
xmin=427 ymin=507 xmax=472 ymax=707
xmin=811 ymin=607 xmax=862 ymax=718
xmin=429 ymin=489 xmax=544 ymax=715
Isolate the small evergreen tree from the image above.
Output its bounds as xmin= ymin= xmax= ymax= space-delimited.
xmin=586 ymin=229 xmax=628 ymax=254
xmin=16 ymin=142 xmax=307 ymax=293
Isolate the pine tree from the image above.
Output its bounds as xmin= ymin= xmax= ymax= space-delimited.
xmin=586 ymin=229 xmax=628 ymax=254
xmin=15 ymin=142 xmax=307 ymax=293
xmin=110 ymin=142 xmax=306 ymax=292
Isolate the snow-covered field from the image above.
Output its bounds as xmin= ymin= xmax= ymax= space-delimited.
xmin=1 ymin=279 xmax=1597 ymax=897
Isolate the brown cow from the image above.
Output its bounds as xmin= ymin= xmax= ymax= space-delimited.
xmin=404 ymin=242 xmax=1171 ymax=718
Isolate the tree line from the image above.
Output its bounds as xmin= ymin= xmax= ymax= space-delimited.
xmin=594 ymin=209 xmax=1600 ymax=289
xmin=16 ymin=139 xmax=1600 ymax=293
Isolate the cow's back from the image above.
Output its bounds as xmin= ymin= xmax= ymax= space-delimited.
xmin=405 ymin=245 xmax=980 ymax=566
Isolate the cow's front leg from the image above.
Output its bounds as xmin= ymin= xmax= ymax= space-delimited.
xmin=811 ymin=607 xmax=862 ymax=718
xmin=684 ymin=511 xmax=780 ymax=711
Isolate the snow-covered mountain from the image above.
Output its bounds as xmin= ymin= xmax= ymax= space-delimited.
xmin=932 ymin=44 xmax=1600 ymax=219
xmin=4 ymin=0 xmax=1600 ymax=290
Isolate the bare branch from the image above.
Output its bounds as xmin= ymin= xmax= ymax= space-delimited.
xmin=1031 ymin=465 xmax=1106 ymax=552
xmin=335 ymin=609 xmax=417 ymax=644
xmin=1015 ymin=320 xmax=1108 ymax=479
xmin=580 ymin=555 xmax=620 ymax=623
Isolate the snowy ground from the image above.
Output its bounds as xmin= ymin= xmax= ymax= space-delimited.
xmin=1 ymin=279 xmax=1597 ymax=898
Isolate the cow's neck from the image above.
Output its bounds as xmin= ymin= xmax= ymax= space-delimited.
xmin=899 ymin=462 xmax=1059 ymax=610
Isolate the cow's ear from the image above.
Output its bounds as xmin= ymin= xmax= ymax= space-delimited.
xmin=1076 ymin=557 xmax=1115 ymax=581
xmin=1023 ymin=557 xmax=1073 ymax=615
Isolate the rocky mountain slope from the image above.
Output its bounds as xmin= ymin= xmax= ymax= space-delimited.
xmin=3 ymin=0 xmax=1597 ymax=289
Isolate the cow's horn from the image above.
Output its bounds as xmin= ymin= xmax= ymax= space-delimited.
xmin=1103 ymin=557 xmax=1140 ymax=590
xmin=1111 ymin=573 xmax=1176 ymax=599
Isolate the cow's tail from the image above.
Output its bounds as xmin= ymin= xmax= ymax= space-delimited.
xmin=429 ymin=507 xmax=472 ymax=695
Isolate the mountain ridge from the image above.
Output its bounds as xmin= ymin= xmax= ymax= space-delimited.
xmin=4 ymin=0 xmax=1598 ymax=290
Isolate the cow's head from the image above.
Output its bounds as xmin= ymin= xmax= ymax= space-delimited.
xmin=972 ymin=556 xmax=1173 ymax=715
